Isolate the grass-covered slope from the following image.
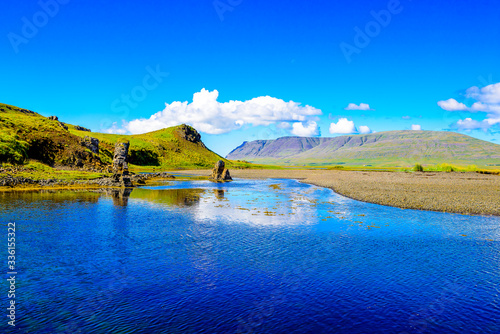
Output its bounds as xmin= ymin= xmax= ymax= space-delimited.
xmin=68 ymin=124 xmax=224 ymax=168
xmin=0 ymin=103 xmax=104 ymax=168
xmin=227 ymin=131 xmax=500 ymax=167
xmin=0 ymin=102 xmax=225 ymax=169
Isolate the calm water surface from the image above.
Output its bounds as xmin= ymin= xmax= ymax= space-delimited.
xmin=0 ymin=178 xmax=499 ymax=333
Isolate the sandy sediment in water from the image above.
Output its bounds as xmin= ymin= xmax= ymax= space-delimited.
xmin=177 ymin=169 xmax=500 ymax=216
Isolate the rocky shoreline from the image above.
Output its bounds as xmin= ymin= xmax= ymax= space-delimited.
xmin=0 ymin=171 xmax=175 ymax=190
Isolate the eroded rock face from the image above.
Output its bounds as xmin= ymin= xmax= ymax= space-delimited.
xmin=175 ymin=124 xmax=206 ymax=148
xmin=209 ymin=160 xmax=232 ymax=181
xmin=111 ymin=141 xmax=133 ymax=187
xmin=48 ymin=116 xmax=58 ymax=121
xmin=75 ymin=125 xmax=91 ymax=132
xmin=81 ymin=136 xmax=99 ymax=154
xmin=113 ymin=141 xmax=130 ymax=175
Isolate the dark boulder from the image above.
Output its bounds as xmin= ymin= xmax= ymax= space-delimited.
xmin=75 ymin=125 xmax=91 ymax=132
xmin=209 ymin=160 xmax=232 ymax=181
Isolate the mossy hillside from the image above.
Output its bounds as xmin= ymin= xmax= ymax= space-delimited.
xmin=68 ymin=125 xmax=225 ymax=168
xmin=0 ymin=103 xmax=102 ymax=168
xmin=0 ymin=102 xmax=225 ymax=169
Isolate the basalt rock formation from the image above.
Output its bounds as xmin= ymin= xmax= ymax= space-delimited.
xmin=209 ymin=160 xmax=232 ymax=181
xmin=81 ymin=136 xmax=99 ymax=154
xmin=75 ymin=125 xmax=91 ymax=132
xmin=112 ymin=141 xmax=132 ymax=187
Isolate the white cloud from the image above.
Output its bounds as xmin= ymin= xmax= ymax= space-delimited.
xmin=344 ymin=103 xmax=372 ymax=111
xmin=105 ymin=122 xmax=127 ymax=134
xmin=291 ymin=121 xmax=320 ymax=137
xmin=329 ymin=118 xmax=371 ymax=134
xmin=470 ymin=102 xmax=500 ymax=113
xmin=466 ymin=83 xmax=500 ymax=104
xmin=329 ymin=118 xmax=356 ymax=134
xmin=411 ymin=124 xmax=422 ymax=131
xmin=276 ymin=122 xmax=292 ymax=129
xmin=402 ymin=115 xmax=412 ymax=120
xmin=437 ymin=98 xmax=468 ymax=111
xmin=358 ymin=125 xmax=371 ymax=134
xmin=108 ymin=89 xmax=322 ymax=135
xmin=440 ymin=82 xmax=500 ymax=132
xmin=454 ymin=118 xmax=490 ymax=131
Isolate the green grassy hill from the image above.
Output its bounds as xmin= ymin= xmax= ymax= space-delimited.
xmin=0 ymin=102 xmax=225 ymax=170
xmin=227 ymin=131 xmax=500 ymax=168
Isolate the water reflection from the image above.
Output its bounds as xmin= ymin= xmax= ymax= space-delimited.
xmin=107 ymin=188 xmax=133 ymax=207
xmin=130 ymin=188 xmax=205 ymax=207
xmin=0 ymin=190 xmax=100 ymax=206
xmin=214 ymin=189 xmax=225 ymax=200
xmin=1 ymin=179 xmax=500 ymax=334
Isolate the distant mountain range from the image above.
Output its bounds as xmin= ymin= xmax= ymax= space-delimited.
xmin=226 ymin=131 xmax=500 ymax=167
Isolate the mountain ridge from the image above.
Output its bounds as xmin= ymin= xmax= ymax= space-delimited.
xmin=226 ymin=131 xmax=500 ymax=167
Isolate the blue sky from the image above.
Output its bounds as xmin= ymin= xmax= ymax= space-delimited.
xmin=2 ymin=0 xmax=500 ymax=156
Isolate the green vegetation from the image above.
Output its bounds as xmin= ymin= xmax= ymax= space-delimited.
xmin=0 ymin=103 xmax=102 ymax=168
xmin=1 ymin=161 xmax=106 ymax=181
xmin=402 ymin=162 xmax=499 ymax=174
xmin=68 ymin=125 xmax=225 ymax=169
xmin=413 ymin=163 xmax=424 ymax=172
xmin=0 ymin=102 xmax=227 ymax=172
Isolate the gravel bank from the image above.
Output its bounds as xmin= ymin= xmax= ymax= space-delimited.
xmin=178 ymin=169 xmax=500 ymax=216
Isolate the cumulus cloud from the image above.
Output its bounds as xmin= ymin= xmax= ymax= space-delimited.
xmin=291 ymin=121 xmax=320 ymax=137
xmin=329 ymin=118 xmax=356 ymax=134
xmin=411 ymin=124 xmax=422 ymax=131
xmin=358 ymin=125 xmax=371 ymax=134
xmin=454 ymin=118 xmax=490 ymax=131
xmin=437 ymin=98 xmax=468 ymax=111
xmin=329 ymin=118 xmax=371 ymax=134
xmin=344 ymin=103 xmax=372 ymax=111
xmin=439 ymin=82 xmax=500 ymax=131
xmin=108 ymin=89 xmax=322 ymax=135
xmin=466 ymin=83 xmax=500 ymax=104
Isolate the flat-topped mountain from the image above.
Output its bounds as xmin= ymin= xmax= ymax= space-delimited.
xmin=226 ymin=131 xmax=500 ymax=167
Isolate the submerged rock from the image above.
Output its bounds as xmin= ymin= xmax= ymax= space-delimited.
xmin=209 ymin=160 xmax=232 ymax=181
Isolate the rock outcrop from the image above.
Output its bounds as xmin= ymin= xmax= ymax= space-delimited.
xmin=81 ymin=136 xmax=99 ymax=154
xmin=175 ymin=124 xmax=207 ymax=148
xmin=48 ymin=116 xmax=58 ymax=121
xmin=112 ymin=141 xmax=132 ymax=187
xmin=75 ymin=125 xmax=91 ymax=132
xmin=209 ymin=160 xmax=232 ymax=181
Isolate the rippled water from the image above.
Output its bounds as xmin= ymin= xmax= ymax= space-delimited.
xmin=1 ymin=178 xmax=499 ymax=333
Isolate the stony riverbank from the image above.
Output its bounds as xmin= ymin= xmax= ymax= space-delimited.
xmin=0 ymin=171 xmax=175 ymax=190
